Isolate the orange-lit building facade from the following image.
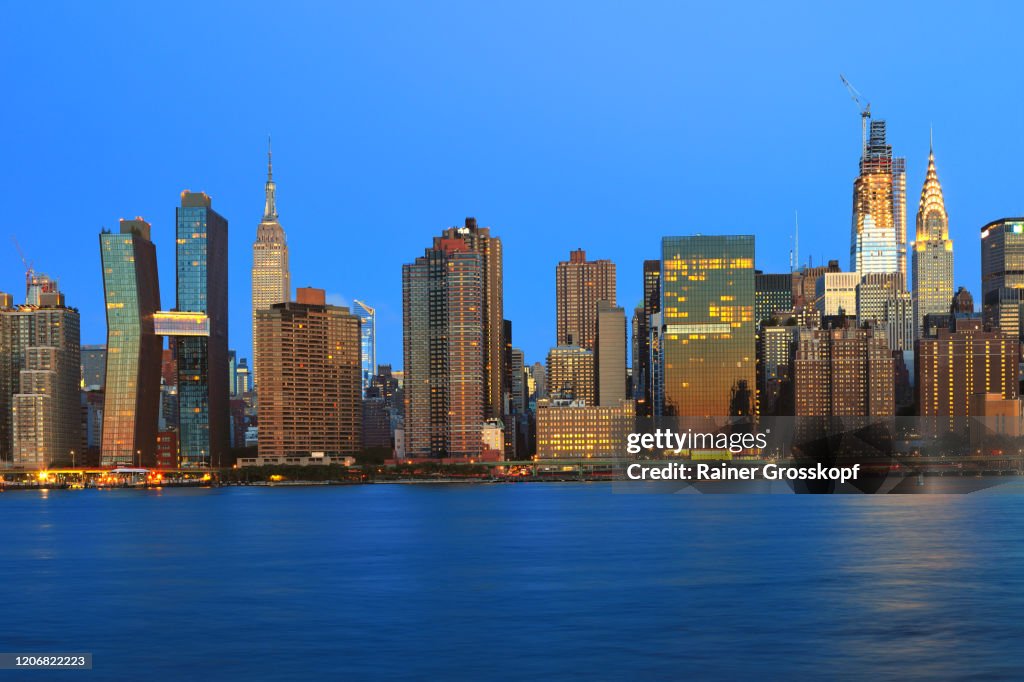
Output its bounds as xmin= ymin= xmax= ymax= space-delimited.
xmin=660 ymin=235 xmax=756 ymax=417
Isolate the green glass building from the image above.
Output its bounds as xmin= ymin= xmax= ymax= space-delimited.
xmin=660 ymin=235 xmax=756 ymax=417
xmin=100 ymin=218 xmax=162 ymax=466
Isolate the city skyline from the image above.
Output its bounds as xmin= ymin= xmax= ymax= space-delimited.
xmin=3 ymin=3 xmax=1023 ymax=370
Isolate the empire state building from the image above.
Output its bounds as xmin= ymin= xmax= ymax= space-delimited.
xmin=251 ymin=141 xmax=291 ymax=388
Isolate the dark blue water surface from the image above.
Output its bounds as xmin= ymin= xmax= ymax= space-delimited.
xmin=3 ymin=483 xmax=1024 ymax=680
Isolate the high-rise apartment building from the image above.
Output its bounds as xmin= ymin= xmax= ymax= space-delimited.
xmin=916 ymin=319 xmax=1018 ymax=433
xmin=555 ymin=249 xmax=616 ymax=350
xmin=851 ymin=120 xmax=906 ymax=276
xmin=793 ymin=324 xmax=894 ymax=417
xmin=661 ymin=235 xmax=756 ymax=417
xmin=3 ymin=288 xmax=81 ymax=468
xmin=99 ymin=218 xmax=162 ymax=466
xmin=172 ymin=191 xmax=229 ymax=467
xmin=403 ymin=231 xmax=486 ymax=458
xmin=251 ymin=144 xmax=291 ymax=388
xmin=911 ymin=144 xmax=954 ymax=338
xmin=255 ymin=288 xmax=361 ymax=457
xmin=981 ymin=218 xmax=1024 ymax=341
xmin=436 ymin=218 xmax=504 ymax=420
xmin=595 ymin=301 xmax=626 ymax=406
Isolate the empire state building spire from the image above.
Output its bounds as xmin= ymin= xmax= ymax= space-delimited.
xmin=263 ymin=137 xmax=277 ymax=221
xmin=252 ymin=137 xmax=291 ymax=389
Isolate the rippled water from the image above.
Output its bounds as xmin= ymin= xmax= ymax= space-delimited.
xmin=3 ymin=484 xmax=1023 ymax=680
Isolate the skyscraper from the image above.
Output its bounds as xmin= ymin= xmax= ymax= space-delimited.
xmin=251 ymin=142 xmax=291 ymax=388
xmin=353 ymin=300 xmax=376 ymax=397
xmin=99 ymin=218 xmax=162 ymax=466
xmin=555 ymin=249 xmax=616 ymax=351
xmin=755 ymin=272 xmax=793 ymax=326
xmin=403 ymin=231 xmax=486 ymax=458
xmin=636 ymin=259 xmax=661 ymax=417
xmin=437 ymin=218 xmax=504 ymax=420
xmin=595 ymin=301 xmax=626 ymax=406
xmin=172 ymin=191 xmax=229 ymax=467
xmin=981 ymin=218 xmax=1024 ymax=341
xmin=661 ymin=235 xmax=756 ymax=417
xmin=912 ymin=143 xmax=953 ymax=338
xmin=255 ymin=288 xmax=361 ymax=457
xmin=851 ymin=120 xmax=905 ymax=277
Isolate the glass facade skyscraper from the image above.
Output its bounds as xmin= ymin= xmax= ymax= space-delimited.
xmin=353 ymin=300 xmax=376 ymax=396
xmin=981 ymin=218 xmax=1024 ymax=341
xmin=99 ymin=218 xmax=162 ymax=466
xmin=176 ymin=191 xmax=229 ymax=467
xmin=661 ymin=235 xmax=756 ymax=417
xmin=851 ymin=120 xmax=905 ymax=277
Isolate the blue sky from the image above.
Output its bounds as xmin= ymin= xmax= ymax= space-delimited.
xmin=2 ymin=2 xmax=1022 ymax=369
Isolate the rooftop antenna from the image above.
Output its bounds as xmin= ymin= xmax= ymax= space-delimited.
xmin=794 ymin=210 xmax=799 ymax=272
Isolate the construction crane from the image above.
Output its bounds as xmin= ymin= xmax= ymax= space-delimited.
xmin=10 ymin=236 xmax=34 ymax=296
xmin=839 ymin=73 xmax=871 ymax=153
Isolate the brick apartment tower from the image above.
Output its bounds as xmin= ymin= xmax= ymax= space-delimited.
xmin=255 ymin=287 xmax=361 ymax=456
